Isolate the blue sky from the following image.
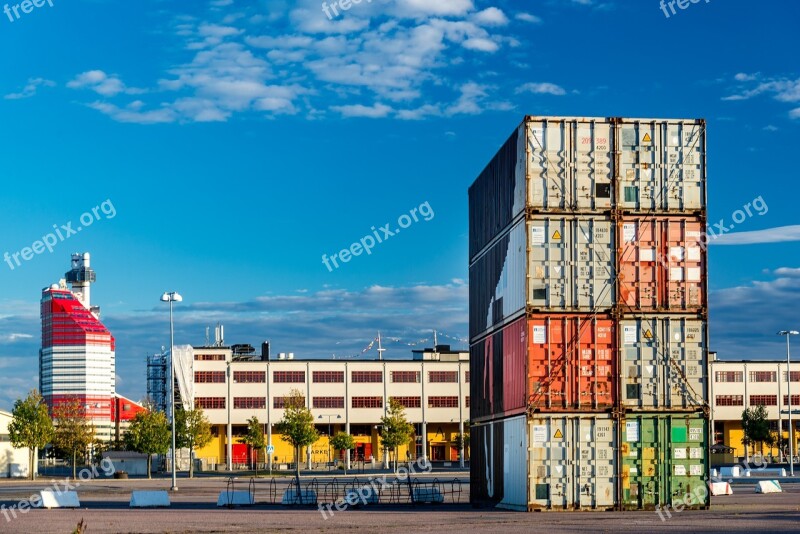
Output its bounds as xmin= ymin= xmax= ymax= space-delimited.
xmin=0 ymin=0 xmax=799 ymax=409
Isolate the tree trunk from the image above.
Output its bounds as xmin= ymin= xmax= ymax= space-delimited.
xmin=147 ymin=455 xmax=152 ymax=480
xmin=73 ymin=451 xmax=77 ymax=480
xmin=189 ymin=447 xmax=194 ymax=478
xmin=29 ymin=449 xmax=35 ymax=481
xmin=295 ymin=445 xmax=302 ymax=503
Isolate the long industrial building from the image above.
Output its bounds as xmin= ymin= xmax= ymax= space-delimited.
xmin=149 ymin=342 xmax=470 ymax=469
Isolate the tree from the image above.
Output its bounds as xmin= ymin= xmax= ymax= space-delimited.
xmin=380 ymin=398 xmax=414 ymax=473
xmin=175 ymin=407 xmax=212 ymax=478
xmin=274 ymin=389 xmax=319 ymax=491
xmin=454 ymin=420 xmax=471 ymax=460
xmin=239 ymin=416 xmax=266 ymax=476
xmin=742 ymin=405 xmax=772 ymax=459
xmin=52 ymin=397 xmax=96 ymax=479
xmin=330 ymin=432 xmax=355 ymax=474
xmin=8 ymin=390 xmax=54 ymax=480
xmin=123 ymin=410 xmax=170 ymax=479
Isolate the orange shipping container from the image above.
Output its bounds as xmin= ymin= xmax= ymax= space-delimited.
xmin=617 ymin=216 xmax=706 ymax=313
xmin=528 ymin=315 xmax=616 ymax=411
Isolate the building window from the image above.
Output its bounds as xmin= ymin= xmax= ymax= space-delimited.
xmin=784 ymin=371 xmax=800 ymax=382
xmin=783 ymin=395 xmax=800 ymax=406
xmin=465 ymin=396 xmax=470 ymax=407
xmin=313 ymin=371 xmax=344 ymax=383
xmin=391 ymin=371 xmax=420 ymax=383
xmin=195 ymin=371 xmax=225 ymax=383
xmin=234 ymin=397 xmax=266 ymax=409
xmin=195 ymin=353 xmax=226 ymax=361
xmin=749 ymin=371 xmax=777 ymax=382
xmin=195 ymin=397 xmax=225 ymax=409
xmin=352 ymin=371 xmax=382 ymax=383
xmin=274 ymin=396 xmax=305 ymax=409
xmin=465 ymin=371 xmax=470 ymax=383
xmin=391 ymin=396 xmax=421 ymax=408
xmin=273 ymin=371 xmax=306 ymax=383
xmin=715 ymin=371 xmax=743 ymax=382
xmin=750 ymin=395 xmax=777 ymax=406
xmin=352 ymin=396 xmax=383 ymax=408
xmin=715 ymin=395 xmax=743 ymax=406
xmin=313 ymin=397 xmax=345 ymax=409
xmin=233 ymin=371 xmax=266 ymax=383
xmin=428 ymin=396 xmax=458 ymax=408
xmin=428 ymin=371 xmax=458 ymax=383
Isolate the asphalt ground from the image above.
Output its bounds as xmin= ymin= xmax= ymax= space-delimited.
xmin=0 ymin=476 xmax=797 ymax=533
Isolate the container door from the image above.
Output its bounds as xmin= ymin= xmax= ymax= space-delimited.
xmin=618 ymin=219 xmax=659 ymax=310
xmin=618 ymin=123 xmax=659 ymax=211
xmin=664 ymin=219 xmax=705 ymax=310
xmin=621 ymin=415 xmax=662 ymax=509
xmin=620 ymin=318 xmax=660 ymax=409
xmin=665 ymin=319 xmax=706 ymax=408
xmin=527 ymin=120 xmax=569 ymax=210
xmin=666 ymin=415 xmax=708 ymax=508
xmin=574 ymin=218 xmax=615 ymax=309
xmin=529 ymin=417 xmax=571 ymax=509
xmin=664 ymin=122 xmax=705 ymax=211
xmin=499 ymin=416 xmax=528 ymax=510
xmin=573 ymin=122 xmax=613 ymax=211
xmin=576 ymin=417 xmax=616 ymax=509
xmin=528 ymin=218 xmax=568 ymax=310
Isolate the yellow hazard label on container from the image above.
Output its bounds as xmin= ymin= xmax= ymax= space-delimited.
xmin=552 ymin=230 xmax=562 ymax=240
xmin=553 ymin=429 xmax=563 ymax=439
xmin=643 ymin=329 xmax=653 ymax=339
xmin=642 ymin=133 xmax=652 ymax=143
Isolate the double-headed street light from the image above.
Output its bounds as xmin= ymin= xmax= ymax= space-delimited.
xmin=161 ymin=291 xmax=183 ymax=491
xmin=778 ymin=330 xmax=798 ymax=476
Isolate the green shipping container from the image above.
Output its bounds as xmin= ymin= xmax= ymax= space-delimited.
xmin=620 ymin=413 xmax=709 ymax=510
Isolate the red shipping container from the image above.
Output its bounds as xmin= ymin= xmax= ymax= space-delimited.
xmin=617 ymin=216 xmax=706 ymax=313
xmin=528 ymin=315 xmax=616 ymax=411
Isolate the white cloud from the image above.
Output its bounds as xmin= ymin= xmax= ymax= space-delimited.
xmin=331 ymin=103 xmax=393 ymax=118
xmin=0 ymin=333 xmax=33 ymax=343
xmin=734 ymin=72 xmax=758 ymax=82
xmin=710 ymin=225 xmax=800 ymax=245
xmin=515 ymin=12 xmax=542 ymax=23
xmin=763 ymin=124 xmax=778 ymax=131
xmin=723 ymin=74 xmax=800 ymax=119
xmin=67 ymin=70 xmax=143 ymax=97
xmin=791 ymin=107 xmax=800 ymax=120
xmin=4 ymin=78 xmax=55 ymax=100
xmin=516 ymin=82 xmax=567 ymax=95
xmin=87 ymin=101 xmax=178 ymax=124
xmin=471 ymin=7 xmax=509 ymax=27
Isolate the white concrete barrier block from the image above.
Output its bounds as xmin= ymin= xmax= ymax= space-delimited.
xmin=710 ymin=468 xmax=718 ymax=478
xmin=755 ymin=480 xmax=782 ymax=494
xmin=130 ymin=491 xmax=171 ymax=508
xmin=412 ymin=488 xmax=444 ymax=504
xmin=745 ymin=468 xmax=786 ymax=477
xmin=217 ymin=491 xmax=254 ymax=507
xmin=38 ymin=490 xmax=80 ymax=509
xmin=708 ymin=482 xmax=733 ymax=496
xmin=344 ymin=487 xmax=379 ymax=506
xmin=281 ymin=489 xmax=316 ymax=505
xmin=720 ymin=466 xmax=741 ymax=478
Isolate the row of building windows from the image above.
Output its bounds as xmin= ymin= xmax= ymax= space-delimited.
xmin=195 ymin=370 xmax=469 ymax=384
xmin=716 ymin=394 xmax=800 ymax=406
xmin=715 ymin=370 xmax=800 ymax=383
xmin=195 ymin=396 xmax=470 ymax=410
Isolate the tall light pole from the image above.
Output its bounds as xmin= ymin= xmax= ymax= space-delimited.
xmin=778 ymin=330 xmax=798 ymax=476
xmin=161 ymin=291 xmax=183 ymax=491
xmin=318 ymin=414 xmax=341 ymax=470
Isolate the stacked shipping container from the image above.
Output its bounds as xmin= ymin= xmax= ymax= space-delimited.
xmin=469 ymin=116 xmax=710 ymax=512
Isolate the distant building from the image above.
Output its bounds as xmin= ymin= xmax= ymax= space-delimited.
xmin=709 ymin=354 xmax=800 ymax=458
xmin=40 ymin=253 xmax=144 ymax=441
xmin=0 ymin=410 xmax=31 ymax=478
xmin=149 ymin=340 xmax=470 ymax=468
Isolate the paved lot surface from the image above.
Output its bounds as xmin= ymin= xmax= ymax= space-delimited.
xmin=0 ymin=477 xmax=797 ymax=533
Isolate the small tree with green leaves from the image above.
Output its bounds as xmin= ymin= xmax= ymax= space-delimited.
xmin=742 ymin=405 xmax=772 ymax=459
xmin=240 ymin=416 xmax=266 ymax=475
xmin=175 ymin=407 xmax=212 ymax=478
xmin=52 ymin=397 xmax=96 ymax=480
xmin=454 ymin=420 xmax=470 ymax=461
xmin=380 ymin=398 xmax=414 ymax=473
xmin=9 ymin=390 xmax=54 ymax=480
xmin=274 ymin=389 xmax=319 ymax=490
xmin=330 ymin=432 xmax=356 ymax=474
xmin=123 ymin=410 xmax=170 ymax=479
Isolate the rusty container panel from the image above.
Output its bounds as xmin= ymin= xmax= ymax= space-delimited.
xmin=528 ymin=414 xmax=617 ymax=510
xmin=617 ymin=216 xmax=706 ymax=313
xmin=619 ymin=316 xmax=707 ymax=410
xmin=528 ymin=216 xmax=615 ymax=311
xmin=527 ymin=315 xmax=616 ymax=412
xmin=616 ymin=119 xmax=706 ymax=213
xmin=469 ymin=218 xmax=526 ymax=341
xmin=470 ymin=317 xmax=527 ymax=423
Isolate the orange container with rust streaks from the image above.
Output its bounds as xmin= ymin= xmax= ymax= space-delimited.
xmin=527 ymin=314 xmax=616 ymax=412
xmin=617 ymin=216 xmax=706 ymax=313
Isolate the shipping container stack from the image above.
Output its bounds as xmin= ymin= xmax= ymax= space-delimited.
xmin=469 ymin=116 xmax=710 ymax=512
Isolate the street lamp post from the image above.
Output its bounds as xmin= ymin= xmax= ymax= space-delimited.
xmin=161 ymin=291 xmax=183 ymax=492
xmin=778 ymin=330 xmax=798 ymax=476
xmin=318 ymin=414 xmax=341 ymax=471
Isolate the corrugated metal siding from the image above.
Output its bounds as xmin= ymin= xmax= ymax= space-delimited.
xmin=498 ymin=415 xmax=528 ymax=511
xmin=528 ymin=414 xmax=616 ymax=510
xmin=469 ymin=124 xmax=525 ymax=260
xmin=470 ymin=419 xmax=506 ymax=507
xmin=617 ymin=216 xmax=706 ymax=313
xmin=620 ymin=413 xmax=709 ymax=510
xmin=469 ymin=219 xmax=526 ymax=341
xmin=528 ymin=315 xmax=616 ymax=411
xmin=619 ymin=316 xmax=706 ymax=410
xmin=528 ymin=216 xmax=615 ymax=311
xmin=470 ymin=317 xmax=527 ymax=422
xmin=526 ymin=117 xmax=614 ymax=212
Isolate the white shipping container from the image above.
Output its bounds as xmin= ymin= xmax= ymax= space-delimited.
xmin=528 ymin=216 xmax=615 ymax=311
xmin=619 ymin=316 xmax=707 ymax=410
xmin=528 ymin=414 xmax=617 ymax=510
xmin=498 ymin=415 xmax=528 ymax=511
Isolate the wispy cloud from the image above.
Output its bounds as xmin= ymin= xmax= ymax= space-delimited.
xmin=722 ymin=72 xmax=800 ymax=119
xmin=67 ymin=70 xmax=144 ymax=97
xmin=710 ymin=225 xmax=800 ymax=245
xmin=4 ymin=78 xmax=55 ymax=100
xmin=516 ymin=82 xmax=567 ymax=95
